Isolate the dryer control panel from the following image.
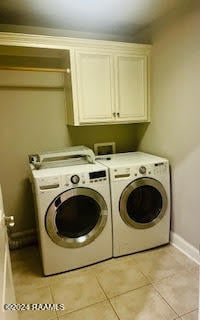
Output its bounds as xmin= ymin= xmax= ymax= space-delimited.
xmin=110 ymin=161 xmax=169 ymax=181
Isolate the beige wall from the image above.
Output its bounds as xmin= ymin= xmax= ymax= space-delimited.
xmin=69 ymin=124 xmax=137 ymax=153
xmin=136 ymin=3 xmax=200 ymax=248
xmin=0 ymin=71 xmax=137 ymax=233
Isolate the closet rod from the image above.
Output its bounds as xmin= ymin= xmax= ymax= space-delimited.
xmin=0 ymin=85 xmax=64 ymax=91
xmin=0 ymin=66 xmax=67 ymax=73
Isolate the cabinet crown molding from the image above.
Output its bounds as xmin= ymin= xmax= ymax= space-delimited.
xmin=0 ymin=31 xmax=151 ymax=52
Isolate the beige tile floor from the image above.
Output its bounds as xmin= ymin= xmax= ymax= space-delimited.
xmin=10 ymin=244 xmax=199 ymax=320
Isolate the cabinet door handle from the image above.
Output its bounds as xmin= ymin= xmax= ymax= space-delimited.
xmin=113 ymin=112 xmax=116 ymax=117
xmin=117 ymin=112 xmax=120 ymax=117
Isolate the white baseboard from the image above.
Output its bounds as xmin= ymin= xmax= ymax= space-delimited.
xmin=170 ymin=231 xmax=200 ymax=265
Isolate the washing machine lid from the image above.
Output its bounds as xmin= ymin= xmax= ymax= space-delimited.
xmin=29 ymin=145 xmax=95 ymax=169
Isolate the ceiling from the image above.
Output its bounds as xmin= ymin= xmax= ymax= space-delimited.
xmin=0 ymin=0 xmax=188 ymax=39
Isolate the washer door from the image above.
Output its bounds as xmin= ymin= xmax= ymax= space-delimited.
xmin=45 ymin=187 xmax=108 ymax=248
xmin=119 ymin=178 xmax=167 ymax=229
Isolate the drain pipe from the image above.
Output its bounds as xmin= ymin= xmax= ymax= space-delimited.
xmin=8 ymin=228 xmax=37 ymax=250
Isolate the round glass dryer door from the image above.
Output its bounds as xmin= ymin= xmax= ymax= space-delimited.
xmin=119 ymin=178 xmax=167 ymax=229
xmin=45 ymin=187 xmax=108 ymax=248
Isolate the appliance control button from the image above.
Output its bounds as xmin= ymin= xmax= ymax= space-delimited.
xmin=139 ymin=166 xmax=146 ymax=174
xmin=71 ymin=175 xmax=80 ymax=184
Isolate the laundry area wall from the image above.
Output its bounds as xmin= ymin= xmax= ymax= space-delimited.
xmin=0 ymin=70 xmax=137 ymax=233
xmin=135 ymin=2 xmax=200 ymax=249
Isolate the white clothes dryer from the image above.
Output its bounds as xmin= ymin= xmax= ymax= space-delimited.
xmin=30 ymin=160 xmax=112 ymax=275
xmin=97 ymin=152 xmax=170 ymax=257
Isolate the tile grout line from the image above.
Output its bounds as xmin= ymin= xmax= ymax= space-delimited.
xmin=55 ymin=300 xmax=114 ymax=319
xmin=94 ymin=272 xmax=110 ymax=300
xmin=104 ymin=281 xmax=180 ymax=320
xmin=130 ymin=260 xmax=155 ymax=285
xmin=109 ymin=283 xmax=153 ymax=299
xmin=132 ymin=252 xmax=179 ymax=282
xmin=146 ymin=262 xmax=199 ymax=285
xmin=148 ymin=264 xmax=199 ymax=318
xmin=93 ymin=256 xmax=153 ymax=300
xmin=108 ymin=299 xmax=121 ymax=320
xmin=49 ymin=273 xmax=107 ymax=319
xmin=94 ymin=264 xmax=154 ymax=298
xmin=94 ymin=274 xmax=121 ymax=320
xmin=178 ymin=308 xmax=199 ymax=318
xmin=151 ymin=282 xmax=179 ymax=318
xmin=49 ymin=284 xmax=59 ymax=320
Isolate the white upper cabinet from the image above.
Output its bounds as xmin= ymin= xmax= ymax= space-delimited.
xmin=75 ymin=50 xmax=114 ymax=123
xmin=115 ymin=54 xmax=148 ymax=122
xmin=67 ymin=45 xmax=151 ymax=125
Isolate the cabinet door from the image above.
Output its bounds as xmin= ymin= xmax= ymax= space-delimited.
xmin=115 ymin=54 xmax=148 ymax=122
xmin=75 ymin=51 xmax=114 ymax=124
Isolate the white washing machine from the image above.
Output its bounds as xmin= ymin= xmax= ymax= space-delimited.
xmin=30 ymin=147 xmax=112 ymax=275
xmin=97 ymin=152 xmax=170 ymax=257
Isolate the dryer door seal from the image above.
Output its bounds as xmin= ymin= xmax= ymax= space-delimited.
xmin=45 ymin=187 xmax=108 ymax=248
xmin=119 ymin=177 xmax=167 ymax=229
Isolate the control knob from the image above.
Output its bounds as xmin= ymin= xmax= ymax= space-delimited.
xmin=71 ymin=175 xmax=80 ymax=184
xmin=139 ymin=166 xmax=146 ymax=174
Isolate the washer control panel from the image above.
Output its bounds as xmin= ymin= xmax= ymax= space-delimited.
xmin=64 ymin=170 xmax=107 ymax=187
xmin=89 ymin=170 xmax=107 ymax=183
